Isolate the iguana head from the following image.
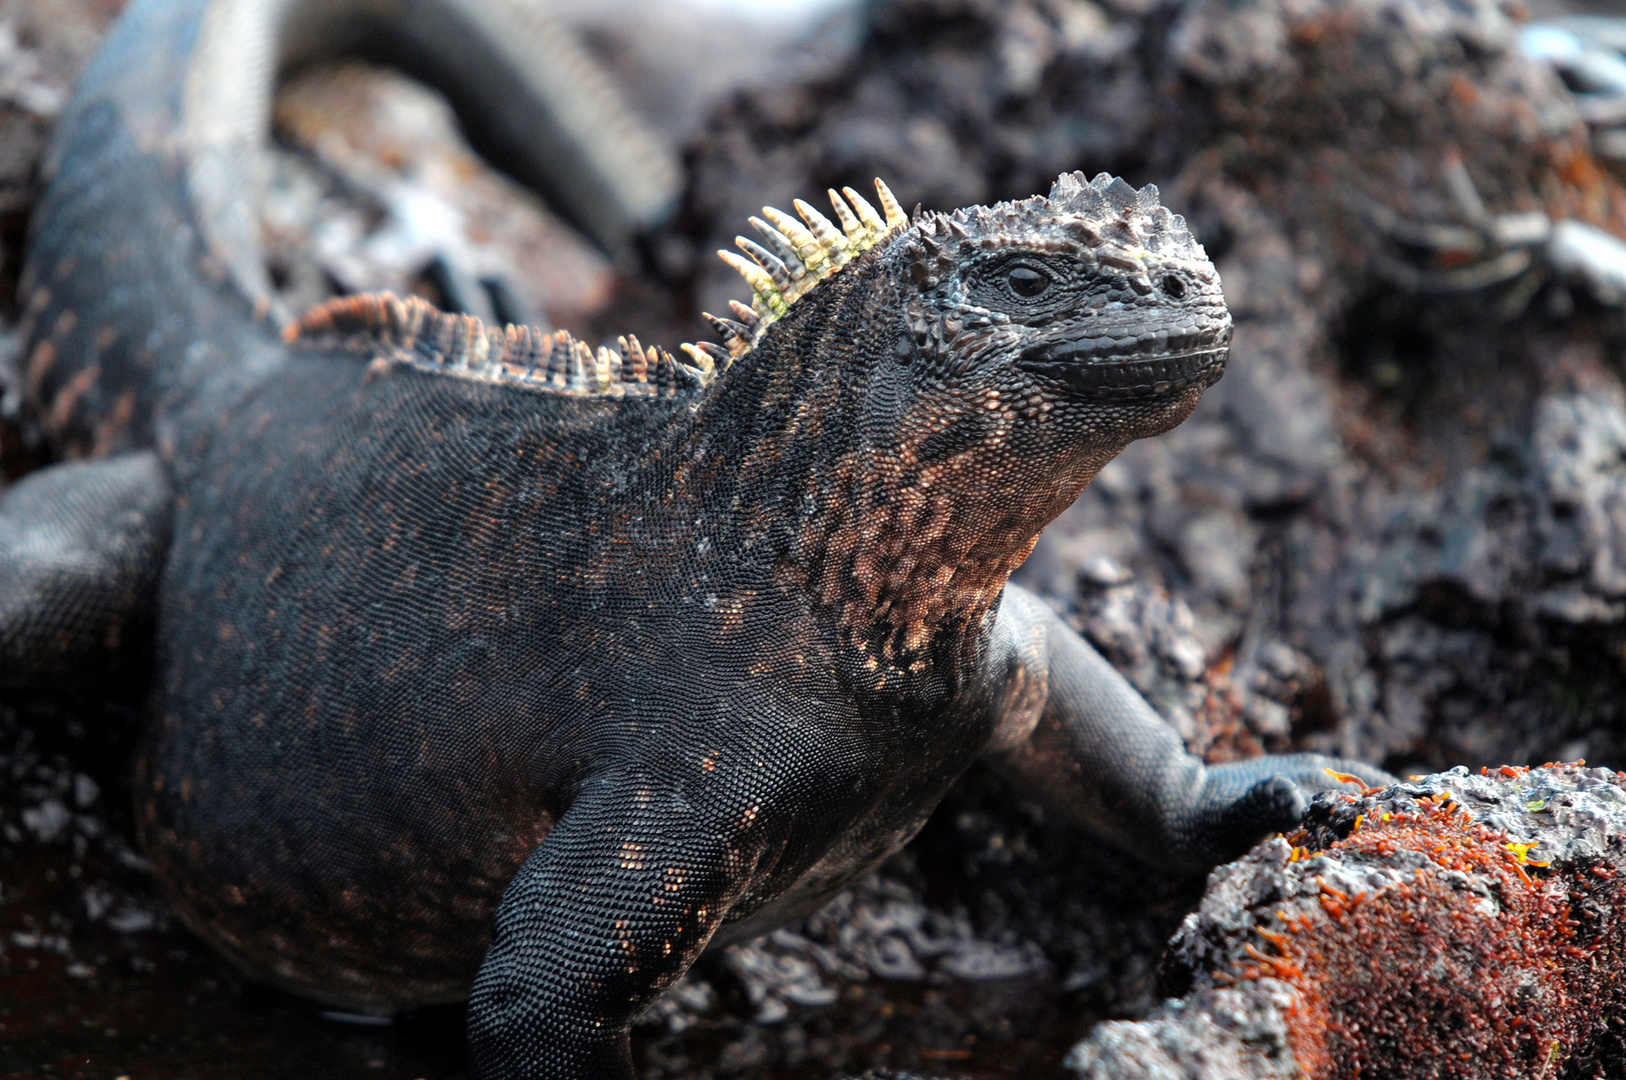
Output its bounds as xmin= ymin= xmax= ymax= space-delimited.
xmin=702 ymin=172 xmax=1229 ymax=466
xmin=699 ymin=173 xmax=1231 ymax=658
xmin=892 ymin=171 xmax=1230 ymax=442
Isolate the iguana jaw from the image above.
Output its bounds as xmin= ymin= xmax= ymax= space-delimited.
xmin=1014 ymin=331 xmax=1231 ymax=400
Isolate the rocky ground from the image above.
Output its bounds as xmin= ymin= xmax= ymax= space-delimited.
xmin=6 ymin=0 xmax=1626 ymax=1076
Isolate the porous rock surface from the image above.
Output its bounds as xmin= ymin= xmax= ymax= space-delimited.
xmin=1068 ymin=764 xmax=1626 ymax=1077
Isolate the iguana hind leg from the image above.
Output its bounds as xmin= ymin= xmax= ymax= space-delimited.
xmin=0 ymin=452 xmax=171 ymax=690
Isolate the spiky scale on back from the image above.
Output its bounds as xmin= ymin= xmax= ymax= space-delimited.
xmin=280 ymin=180 xmax=913 ymax=394
xmin=711 ymin=178 xmax=910 ymax=358
xmin=287 ymin=293 xmax=705 ymax=397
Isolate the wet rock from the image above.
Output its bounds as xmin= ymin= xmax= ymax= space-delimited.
xmin=20 ymin=794 xmax=67 ymax=841
xmin=0 ymin=0 xmax=121 ymax=214
xmin=720 ymin=872 xmax=1050 ymax=1023
xmin=1533 ymin=382 xmax=1626 ymax=599
xmin=1066 ymin=981 xmax=1300 ymax=1079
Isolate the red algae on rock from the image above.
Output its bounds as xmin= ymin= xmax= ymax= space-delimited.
xmin=1068 ymin=764 xmax=1626 ymax=1079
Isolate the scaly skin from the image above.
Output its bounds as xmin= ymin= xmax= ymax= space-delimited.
xmin=2 ymin=0 xmax=1393 ymax=1076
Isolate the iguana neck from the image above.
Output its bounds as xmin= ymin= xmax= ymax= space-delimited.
xmin=684 ymin=257 xmax=1103 ymax=665
xmin=791 ymin=449 xmax=1089 ymax=663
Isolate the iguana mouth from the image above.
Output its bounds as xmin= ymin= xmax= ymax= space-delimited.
xmin=1016 ymin=333 xmax=1230 ymax=400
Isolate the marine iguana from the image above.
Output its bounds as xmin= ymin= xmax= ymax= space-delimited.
xmin=1 ymin=0 xmax=1392 ymax=1075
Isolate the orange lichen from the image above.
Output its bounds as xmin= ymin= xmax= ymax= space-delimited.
xmin=1212 ymin=785 xmax=1626 ymax=1078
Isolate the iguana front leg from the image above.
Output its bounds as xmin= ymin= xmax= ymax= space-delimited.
xmin=0 ymin=452 xmax=171 ymax=690
xmin=985 ymin=585 xmax=1394 ymax=870
xmin=467 ymin=768 xmax=785 ymax=1080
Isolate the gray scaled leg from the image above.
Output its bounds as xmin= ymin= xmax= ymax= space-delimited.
xmin=0 ymin=452 xmax=171 ymax=690
xmin=985 ymin=585 xmax=1394 ymax=871
xmin=467 ymin=768 xmax=780 ymax=1080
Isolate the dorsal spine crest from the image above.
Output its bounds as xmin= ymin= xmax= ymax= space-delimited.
xmin=706 ymin=178 xmax=911 ymax=361
xmin=285 ymin=294 xmax=703 ymax=398
xmin=284 ymin=173 xmax=1191 ymax=402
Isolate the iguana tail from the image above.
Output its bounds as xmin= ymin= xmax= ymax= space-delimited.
xmin=17 ymin=0 xmax=678 ymax=458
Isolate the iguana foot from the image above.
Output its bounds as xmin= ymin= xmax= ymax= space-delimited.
xmin=1190 ymin=754 xmax=1398 ymax=865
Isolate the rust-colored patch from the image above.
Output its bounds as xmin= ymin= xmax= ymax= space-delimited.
xmin=1219 ymin=784 xmax=1626 ymax=1078
xmin=93 ymin=389 xmax=138 ymax=456
xmin=790 ymin=422 xmax=1111 ymax=662
xmin=1446 ymin=74 xmax=1479 ymax=109
xmin=24 ymin=338 xmax=54 ymax=398
xmin=49 ymin=362 xmax=100 ymax=433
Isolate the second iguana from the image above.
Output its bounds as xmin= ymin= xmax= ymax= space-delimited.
xmin=1 ymin=0 xmax=1392 ymax=1075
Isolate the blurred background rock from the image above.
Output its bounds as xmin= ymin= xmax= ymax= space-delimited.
xmin=7 ymin=0 xmax=1626 ymax=1076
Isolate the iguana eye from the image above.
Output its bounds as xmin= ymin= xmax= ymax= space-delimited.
xmin=1007 ymin=265 xmax=1050 ymax=298
xmin=1160 ymin=274 xmax=1187 ymax=299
